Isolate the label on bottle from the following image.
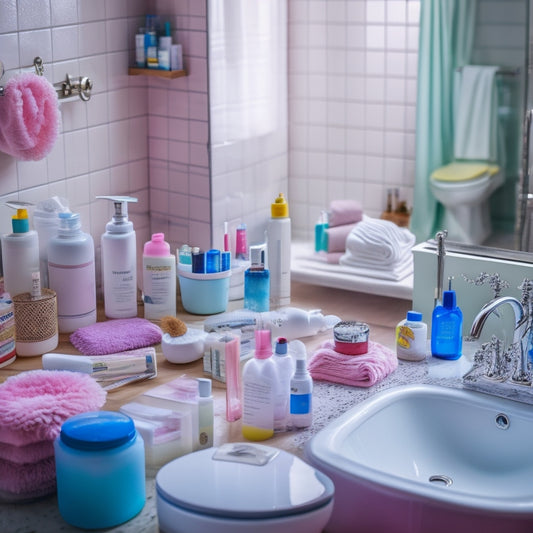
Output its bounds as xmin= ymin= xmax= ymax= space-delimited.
xmin=396 ymin=321 xmax=427 ymax=361
xmin=242 ymin=379 xmax=274 ymax=430
xmin=290 ymin=393 xmax=311 ymax=415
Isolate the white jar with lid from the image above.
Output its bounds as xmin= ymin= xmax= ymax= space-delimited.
xmin=54 ymin=411 xmax=145 ymax=529
xmin=396 ymin=310 xmax=428 ymax=361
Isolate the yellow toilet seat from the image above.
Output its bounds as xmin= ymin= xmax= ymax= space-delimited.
xmin=431 ymin=162 xmax=500 ymax=182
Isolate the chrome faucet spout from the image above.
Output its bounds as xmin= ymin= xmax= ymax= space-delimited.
xmin=468 ymin=296 xmax=529 ymax=384
xmin=469 ymin=296 xmax=525 ymax=339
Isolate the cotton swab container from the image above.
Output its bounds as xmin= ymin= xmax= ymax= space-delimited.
xmin=178 ymin=269 xmax=231 ymax=315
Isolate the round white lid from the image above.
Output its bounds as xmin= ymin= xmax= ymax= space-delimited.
xmin=156 ymin=443 xmax=334 ymax=519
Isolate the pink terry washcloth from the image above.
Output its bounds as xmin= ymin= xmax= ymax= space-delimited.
xmin=326 ymin=223 xmax=357 ymax=253
xmin=309 ymin=340 xmax=397 ymax=387
xmin=0 ymin=72 xmax=60 ymax=161
xmin=0 ymin=370 xmax=106 ymax=446
xmin=328 ymin=199 xmax=363 ymax=228
xmin=70 ymin=318 xmax=162 ymax=355
xmin=0 ymin=439 xmax=54 ymax=464
xmin=0 ymin=456 xmax=56 ymax=501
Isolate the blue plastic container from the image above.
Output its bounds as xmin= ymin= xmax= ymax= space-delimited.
xmin=54 ymin=411 xmax=145 ymax=529
xmin=178 ymin=269 xmax=231 ymax=314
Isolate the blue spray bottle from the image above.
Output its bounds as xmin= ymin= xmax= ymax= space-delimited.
xmin=431 ymin=277 xmax=463 ymax=360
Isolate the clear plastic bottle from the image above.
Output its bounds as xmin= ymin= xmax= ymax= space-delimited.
xmin=48 ymin=212 xmax=97 ymax=333
xmin=33 ymin=196 xmax=70 ymax=288
xmin=244 ymin=244 xmax=270 ymax=312
xmin=98 ymin=196 xmax=138 ymax=319
xmin=242 ymin=330 xmax=276 ymax=441
xmin=1 ymin=203 xmax=39 ymax=298
xmin=197 ymin=378 xmax=214 ymax=449
xmin=142 ymin=233 xmax=176 ymax=320
xmin=272 ymin=337 xmax=294 ymax=432
xmin=396 ymin=310 xmax=428 ymax=362
xmin=266 ymin=193 xmax=291 ymax=308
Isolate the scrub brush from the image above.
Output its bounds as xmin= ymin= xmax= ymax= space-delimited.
xmin=160 ymin=316 xmax=187 ymax=337
xmin=160 ymin=316 xmax=207 ymax=364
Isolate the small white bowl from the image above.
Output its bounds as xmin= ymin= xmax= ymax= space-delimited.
xmin=161 ymin=329 xmax=208 ymax=364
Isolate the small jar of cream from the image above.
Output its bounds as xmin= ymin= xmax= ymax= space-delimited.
xmin=333 ymin=321 xmax=370 ymax=355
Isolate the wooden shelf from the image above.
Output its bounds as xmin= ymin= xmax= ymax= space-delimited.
xmin=128 ymin=67 xmax=187 ymax=79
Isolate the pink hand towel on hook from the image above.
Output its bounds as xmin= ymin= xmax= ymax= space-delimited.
xmin=309 ymin=340 xmax=397 ymax=387
xmin=0 ymin=72 xmax=60 ymax=161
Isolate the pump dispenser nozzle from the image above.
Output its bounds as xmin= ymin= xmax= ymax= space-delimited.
xmin=5 ymin=201 xmax=34 ymax=233
xmin=97 ymin=196 xmax=138 ymax=233
xmin=96 ymin=196 xmax=138 ymax=223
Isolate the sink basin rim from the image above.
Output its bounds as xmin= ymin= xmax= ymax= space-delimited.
xmin=306 ymin=383 xmax=533 ymax=515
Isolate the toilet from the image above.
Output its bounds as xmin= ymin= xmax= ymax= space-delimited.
xmin=156 ymin=442 xmax=335 ymax=533
xmin=430 ymin=162 xmax=504 ymax=245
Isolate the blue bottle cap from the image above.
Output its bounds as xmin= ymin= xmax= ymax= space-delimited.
xmin=443 ymin=290 xmax=456 ymax=309
xmin=407 ymin=311 xmax=422 ymax=322
xmin=60 ymin=411 xmax=136 ymax=451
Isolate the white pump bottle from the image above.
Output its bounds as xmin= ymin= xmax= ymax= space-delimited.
xmin=1 ymin=202 xmax=40 ymax=298
xmin=97 ymin=196 xmax=138 ymax=319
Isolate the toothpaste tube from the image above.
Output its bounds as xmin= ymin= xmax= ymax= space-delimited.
xmin=42 ymin=348 xmax=157 ymax=390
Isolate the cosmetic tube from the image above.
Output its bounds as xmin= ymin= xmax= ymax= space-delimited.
xmin=225 ymin=336 xmax=242 ymax=422
xmin=42 ymin=349 xmax=157 ymax=390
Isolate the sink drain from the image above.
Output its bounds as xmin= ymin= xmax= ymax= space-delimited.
xmin=429 ymin=475 xmax=453 ymax=487
xmin=495 ymin=413 xmax=510 ymax=430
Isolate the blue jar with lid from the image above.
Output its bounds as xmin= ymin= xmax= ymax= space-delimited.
xmin=54 ymin=411 xmax=145 ymax=529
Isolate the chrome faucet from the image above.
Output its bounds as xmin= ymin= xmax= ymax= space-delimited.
xmin=467 ymin=296 xmax=530 ymax=386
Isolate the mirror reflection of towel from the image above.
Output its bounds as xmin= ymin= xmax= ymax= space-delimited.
xmin=454 ymin=65 xmax=499 ymax=161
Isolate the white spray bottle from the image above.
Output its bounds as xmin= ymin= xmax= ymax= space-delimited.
xmin=97 ymin=196 xmax=138 ymax=319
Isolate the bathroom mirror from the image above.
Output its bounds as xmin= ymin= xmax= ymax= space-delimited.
xmin=415 ymin=0 xmax=530 ymax=254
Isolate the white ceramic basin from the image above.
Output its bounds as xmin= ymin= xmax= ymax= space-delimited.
xmin=306 ymin=384 xmax=533 ymax=533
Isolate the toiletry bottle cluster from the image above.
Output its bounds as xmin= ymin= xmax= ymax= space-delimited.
xmin=135 ymin=15 xmax=183 ymax=71
xmin=242 ymin=330 xmax=312 ymax=441
xmin=243 ymin=193 xmax=292 ymax=312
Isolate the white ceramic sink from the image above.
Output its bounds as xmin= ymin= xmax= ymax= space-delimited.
xmin=306 ymin=384 xmax=533 ymax=533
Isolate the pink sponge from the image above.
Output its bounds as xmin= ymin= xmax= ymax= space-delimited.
xmin=70 ymin=317 xmax=162 ymax=355
xmin=0 ymin=370 xmax=106 ymax=446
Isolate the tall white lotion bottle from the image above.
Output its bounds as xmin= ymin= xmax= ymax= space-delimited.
xmin=97 ymin=196 xmax=138 ymax=319
xmin=266 ymin=193 xmax=291 ymax=308
xmin=48 ymin=212 xmax=97 ymax=333
xmin=1 ymin=201 xmax=40 ymax=298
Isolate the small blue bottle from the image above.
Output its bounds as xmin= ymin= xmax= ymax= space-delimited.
xmin=244 ymin=244 xmax=270 ymax=312
xmin=431 ymin=289 xmax=463 ymax=360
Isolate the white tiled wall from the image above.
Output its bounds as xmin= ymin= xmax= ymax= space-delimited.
xmin=288 ymin=0 xmax=420 ymax=240
xmin=0 ymin=0 xmax=210 ymax=291
xmin=0 ymin=0 xmax=151 ymax=291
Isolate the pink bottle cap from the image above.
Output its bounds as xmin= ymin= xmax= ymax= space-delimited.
xmin=254 ymin=330 xmax=272 ymax=359
xmin=144 ymin=233 xmax=170 ymax=256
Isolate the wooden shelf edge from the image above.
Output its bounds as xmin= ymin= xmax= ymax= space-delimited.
xmin=128 ymin=67 xmax=187 ymax=79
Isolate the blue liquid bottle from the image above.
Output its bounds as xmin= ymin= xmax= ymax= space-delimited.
xmin=431 ymin=288 xmax=463 ymax=360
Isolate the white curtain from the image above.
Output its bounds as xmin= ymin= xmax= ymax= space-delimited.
xmin=209 ymin=0 xmax=282 ymax=145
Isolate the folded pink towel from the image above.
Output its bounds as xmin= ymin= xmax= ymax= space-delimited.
xmin=0 ymin=370 xmax=106 ymax=446
xmin=309 ymin=340 xmax=397 ymax=387
xmin=0 ymin=456 xmax=56 ymax=501
xmin=0 ymin=72 xmax=60 ymax=161
xmin=70 ymin=318 xmax=162 ymax=355
xmin=326 ymin=223 xmax=357 ymax=253
xmin=328 ymin=200 xmax=363 ymax=228
xmin=0 ymin=439 xmax=54 ymax=464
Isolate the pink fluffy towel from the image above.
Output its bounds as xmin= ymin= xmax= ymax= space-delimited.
xmin=70 ymin=318 xmax=163 ymax=355
xmin=0 ymin=72 xmax=60 ymax=161
xmin=309 ymin=340 xmax=397 ymax=387
xmin=0 ymin=370 xmax=106 ymax=446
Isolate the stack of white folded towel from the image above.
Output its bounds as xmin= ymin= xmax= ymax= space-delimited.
xmin=339 ymin=216 xmax=415 ymax=281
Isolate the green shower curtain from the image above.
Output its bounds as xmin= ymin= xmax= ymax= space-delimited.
xmin=410 ymin=0 xmax=477 ymax=242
